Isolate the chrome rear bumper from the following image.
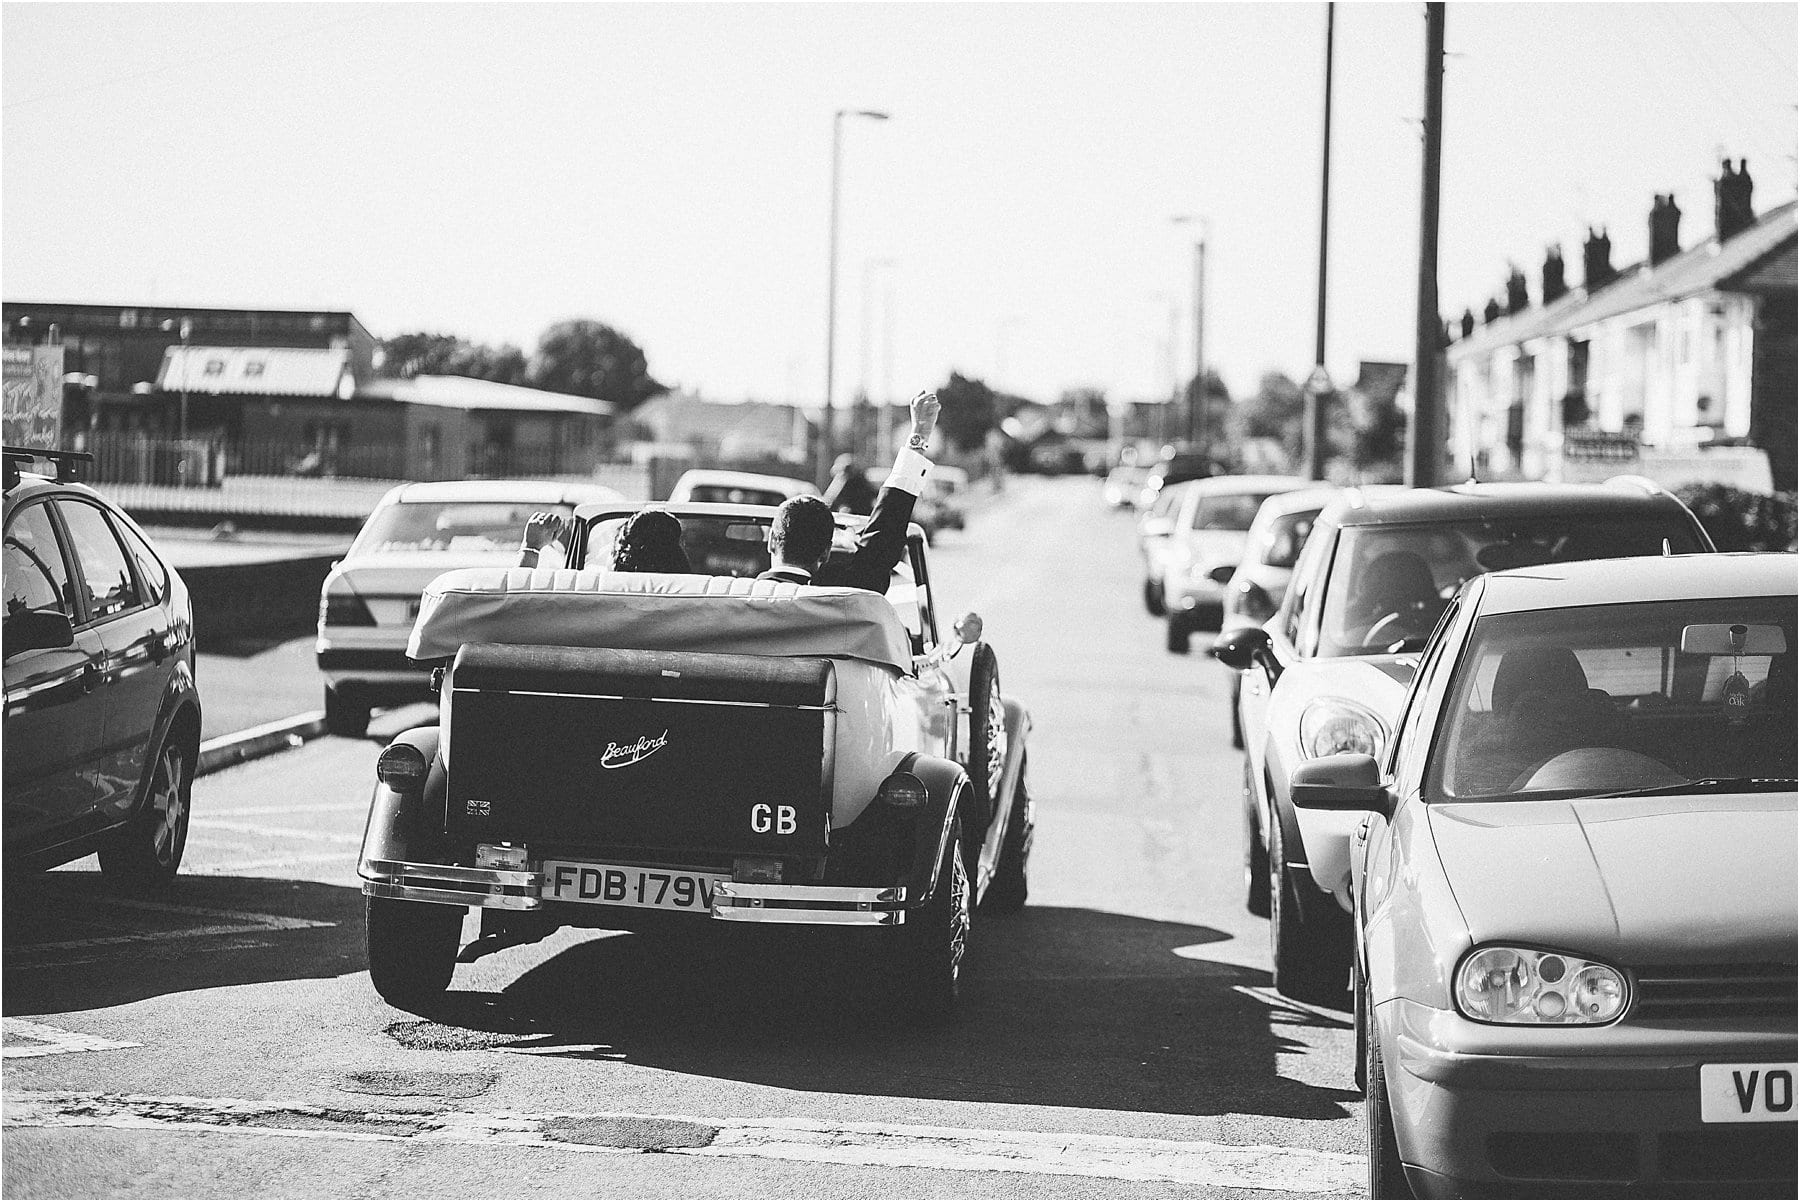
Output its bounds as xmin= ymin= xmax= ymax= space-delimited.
xmin=358 ymin=858 xmax=907 ymax=924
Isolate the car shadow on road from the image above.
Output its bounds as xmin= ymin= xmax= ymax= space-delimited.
xmin=407 ymin=905 xmax=1358 ymax=1121
xmin=2 ymin=872 xmax=366 ymax=1017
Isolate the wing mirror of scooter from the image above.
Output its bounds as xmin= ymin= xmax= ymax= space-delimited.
xmin=953 ymin=612 xmax=983 ymax=648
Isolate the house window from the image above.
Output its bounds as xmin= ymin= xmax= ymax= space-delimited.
xmin=118 ymin=309 xmax=140 ymax=329
xmin=204 ymin=359 xmax=225 ymax=376
xmin=244 ymin=360 xmax=265 ymax=377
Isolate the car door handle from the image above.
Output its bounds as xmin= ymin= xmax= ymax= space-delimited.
xmin=146 ymin=633 xmax=169 ymax=663
xmin=80 ymin=662 xmax=102 ymax=692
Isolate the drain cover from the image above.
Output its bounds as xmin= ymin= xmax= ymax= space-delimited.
xmin=543 ymin=1116 xmax=719 ymax=1150
xmin=336 ymin=1070 xmax=498 ymax=1099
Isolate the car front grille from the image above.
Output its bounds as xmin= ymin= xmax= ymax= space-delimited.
xmin=1631 ymin=963 xmax=1798 ymax=1020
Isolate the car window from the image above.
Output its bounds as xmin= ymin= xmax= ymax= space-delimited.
xmin=54 ymin=499 xmax=142 ymax=623
xmin=1150 ymin=485 xmax=1184 ymax=520
xmin=1317 ymin=514 xmax=1708 ymax=659
xmin=1388 ymin=599 xmax=1461 ymax=781
xmin=3 ymin=502 xmax=76 ymax=622
xmin=1284 ymin=524 xmax=1335 ymax=652
xmin=1429 ymin=594 xmax=1796 ymax=801
xmin=1190 ymin=492 xmax=1279 ymax=531
xmin=685 ymin=485 xmax=788 ymax=506
xmin=1262 ymin=509 xmax=1319 ymax=568
xmin=114 ymin=517 xmax=169 ymax=603
xmin=353 ymin=501 xmax=567 ymax=555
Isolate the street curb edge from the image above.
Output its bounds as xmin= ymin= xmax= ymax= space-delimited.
xmin=197 ymin=711 xmax=327 ymax=777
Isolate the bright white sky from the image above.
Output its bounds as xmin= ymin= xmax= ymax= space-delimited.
xmin=4 ymin=2 xmax=1794 ymax=409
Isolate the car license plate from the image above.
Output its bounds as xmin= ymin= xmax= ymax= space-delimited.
xmin=1700 ymin=1063 xmax=1799 ymax=1123
xmin=541 ymin=861 xmax=726 ymax=913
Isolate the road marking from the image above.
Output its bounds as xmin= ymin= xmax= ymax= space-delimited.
xmin=2 ymin=1092 xmax=1364 ymax=1194
xmin=2 ymin=1023 xmax=141 ymax=1060
xmin=186 ymin=819 xmax=363 ymax=843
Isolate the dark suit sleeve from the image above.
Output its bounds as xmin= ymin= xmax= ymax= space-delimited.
xmin=819 ymin=484 xmax=917 ymax=593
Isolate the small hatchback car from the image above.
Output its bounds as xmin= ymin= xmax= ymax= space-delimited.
xmin=1293 ymin=553 xmax=1796 ymax=1197
xmin=3 ymin=446 xmax=201 ymax=885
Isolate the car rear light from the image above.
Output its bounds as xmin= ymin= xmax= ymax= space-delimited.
xmin=321 ymin=590 xmax=376 ymax=627
xmin=1236 ymin=580 xmax=1276 ymax=622
xmin=375 ymin=744 xmax=429 ymax=791
xmin=876 ymin=771 xmax=928 ymax=809
xmin=1455 ymin=946 xmax=1629 ymax=1025
xmin=1299 ymin=697 xmax=1390 ymax=760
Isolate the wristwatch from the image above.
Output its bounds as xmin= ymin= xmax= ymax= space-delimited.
xmin=907 ymin=432 xmax=929 ymax=451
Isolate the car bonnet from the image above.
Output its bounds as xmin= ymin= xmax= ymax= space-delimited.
xmin=1426 ymin=792 xmax=1798 ymax=964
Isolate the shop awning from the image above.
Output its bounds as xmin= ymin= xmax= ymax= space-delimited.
xmin=158 ymin=346 xmax=354 ymax=398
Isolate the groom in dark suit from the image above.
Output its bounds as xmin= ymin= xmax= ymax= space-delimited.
xmin=759 ymin=390 xmax=941 ymax=593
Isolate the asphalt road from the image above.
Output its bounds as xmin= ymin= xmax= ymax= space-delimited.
xmin=3 ymin=476 xmax=1364 ymax=1199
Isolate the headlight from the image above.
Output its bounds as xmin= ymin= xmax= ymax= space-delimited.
xmin=1455 ymin=946 xmax=1629 ymax=1025
xmin=1299 ymin=697 xmax=1390 ymax=760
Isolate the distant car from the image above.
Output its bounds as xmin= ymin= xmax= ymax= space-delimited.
xmin=1218 ymin=486 xmax=1337 ymax=747
xmin=1294 ymin=553 xmax=1796 ymax=1197
xmin=3 ymin=447 xmax=201 ymax=885
xmin=1104 ymin=465 xmax=1150 ymax=509
xmin=921 ymin=465 xmax=970 ymax=533
xmin=1136 ymin=479 xmax=1197 ymax=615
xmin=1140 ymin=449 xmax=1215 ymax=501
xmin=668 ymin=470 xmax=816 ymax=508
xmin=1159 ymin=475 xmax=1310 ymax=653
xmin=1212 ymin=481 xmax=1715 ymax=1005
xmin=317 ymin=479 xmax=624 ymax=736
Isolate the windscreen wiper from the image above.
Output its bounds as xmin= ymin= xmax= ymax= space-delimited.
xmin=1597 ymin=777 xmax=1797 ymax=799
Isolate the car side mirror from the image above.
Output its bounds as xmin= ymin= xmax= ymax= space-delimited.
xmin=1211 ymin=625 xmax=1272 ymax=672
xmin=1291 ymin=753 xmax=1391 ymax=815
xmin=953 ymin=612 xmax=983 ymax=648
xmin=1142 ymin=518 xmax=1173 ymax=538
xmin=3 ymin=609 xmax=75 ymax=658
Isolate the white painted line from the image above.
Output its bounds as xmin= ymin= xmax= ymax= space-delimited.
xmin=31 ymin=895 xmax=332 ymax=930
xmin=184 ymin=853 xmax=355 ymax=874
xmin=2 ymin=1022 xmax=141 ymax=1060
xmin=185 ymin=819 xmax=363 ymax=844
xmin=6 ymin=899 xmax=334 ymax=959
xmin=2 ymin=1092 xmax=1365 ymax=1194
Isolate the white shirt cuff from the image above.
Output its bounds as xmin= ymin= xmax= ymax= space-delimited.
xmin=883 ymin=447 xmax=933 ymax=496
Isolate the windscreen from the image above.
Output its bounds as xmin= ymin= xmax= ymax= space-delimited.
xmin=1429 ymin=595 xmax=1796 ymax=801
xmin=1261 ymin=508 xmax=1320 ymax=568
xmin=1192 ymin=492 xmax=1282 ymax=531
xmin=354 ymin=501 xmax=566 ymax=555
xmin=1318 ymin=514 xmax=1707 ymax=657
xmin=683 ymin=485 xmax=791 ymax=506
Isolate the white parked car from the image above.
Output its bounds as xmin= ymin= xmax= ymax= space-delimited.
xmin=317 ymin=479 xmax=624 ymax=735
xmin=667 ymin=469 xmax=815 ymax=507
xmin=1160 ymin=475 xmax=1310 ymax=653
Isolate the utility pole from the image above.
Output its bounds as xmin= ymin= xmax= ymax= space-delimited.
xmin=1406 ymin=3 xmax=1446 ymax=487
xmin=1191 ymin=237 xmax=1207 ymax=450
xmin=1304 ymin=1 xmax=1336 ymax=481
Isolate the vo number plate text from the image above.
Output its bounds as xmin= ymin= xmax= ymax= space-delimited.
xmin=1700 ymin=1063 xmax=1798 ymax=1123
xmin=543 ymin=861 xmax=727 ymax=913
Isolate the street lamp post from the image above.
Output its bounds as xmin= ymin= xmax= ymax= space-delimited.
xmin=822 ymin=107 xmax=889 ymax=480
xmin=1171 ymin=216 xmax=1209 ymax=453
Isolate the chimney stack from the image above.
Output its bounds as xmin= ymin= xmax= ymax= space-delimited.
xmin=1715 ymin=158 xmax=1756 ymax=241
xmin=1483 ymin=297 xmax=1503 ymax=324
xmin=1542 ymin=245 xmax=1568 ymax=303
xmin=1649 ymin=194 xmax=1682 ymax=265
xmin=1460 ymin=309 xmax=1476 ymax=339
xmin=1505 ymin=265 xmax=1530 ymax=314
xmin=1582 ymin=227 xmax=1616 ymax=291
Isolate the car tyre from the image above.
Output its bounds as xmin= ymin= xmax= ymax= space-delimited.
xmin=1143 ymin=578 xmax=1166 ymax=617
xmin=983 ymin=757 xmax=1030 ymax=914
xmin=1244 ymin=764 xmax=1270 ymax=918
xmin=966 ymin=645 xmax=1006 ymax=835
xmin=1165 ymin=612 xmax=1190 ymax=654
xmin=1365 ymin=979 xmax=1413 ymax=1198
xmin=366 ymin=896 xmax=464 ymax=1007
xmin=98 ymin=733 xmax=193 ymax=889
xmin=1268 ymin=812 xmax=1351 ymax=1005
xmin=325 ymin=684 xmax=370 ymax=738
xmin=891 ymin=817 xmax=971 ymax=1024
xmin=1230 ymin=674 xmax=1244 ymax=750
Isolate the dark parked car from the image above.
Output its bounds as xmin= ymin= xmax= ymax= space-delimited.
xmin=1214 ymin=480 xmax=1715 ymax=1004
xmin=3 ymin=446 xmax=201 ymax=885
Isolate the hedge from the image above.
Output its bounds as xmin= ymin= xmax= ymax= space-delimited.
xmin=1673 ymin=483 xmax=1799 ymax=553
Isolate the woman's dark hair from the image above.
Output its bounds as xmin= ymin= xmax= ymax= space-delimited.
xmin=612 ymin=508 xmax=691 ymax=573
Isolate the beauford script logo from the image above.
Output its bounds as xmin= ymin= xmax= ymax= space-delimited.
xmin=600 ymin=730 xmax=670 ymax=770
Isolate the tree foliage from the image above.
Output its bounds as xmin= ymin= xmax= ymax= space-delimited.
xmin=378 ymin=332 xmax=531 ymax=386
xmin=936 ymin=371 xmax=1002 ymax=453
xmin=531 ymin=319 xmax=666 ymax=410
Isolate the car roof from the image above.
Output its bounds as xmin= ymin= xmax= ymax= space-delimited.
xmin=1322 ymin=481 xmax=1692 ymax=527
xmin=3 ymin=471 xmax=110 ymax=511
xmin=1477 ymin=552 xmax=1797 ymax=614
xmin=392 ymin=479 xmax=626 ymax=505
xmin=1252 ymin=484 xmax=1339 ymax=518
xmin=1183 ymin=474 xmax=1311 ymax=496
xmin=670 ymin=469 xmax=815 ymax=495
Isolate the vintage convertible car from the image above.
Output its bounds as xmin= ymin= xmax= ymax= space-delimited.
xmin=356 ymin=503 xmax=1033 ymax=1023
xmin=1293 ymin=553 xmax=1796 ymax=1197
